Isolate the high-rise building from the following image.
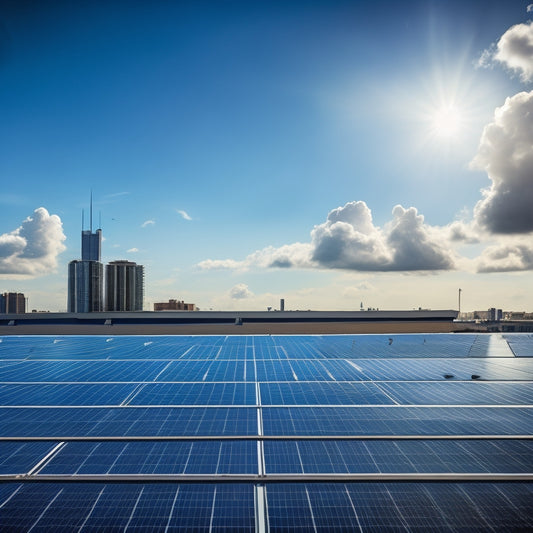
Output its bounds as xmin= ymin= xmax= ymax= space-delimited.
xmin=67 ymin=196 xmax=104 ymax=313
xmin=82 ymin=228 xmax=102 ymax=261
xmin=0 ymin=292 xmax=26 ymax=313
xmin=67 ymin=261 xmax=104 ymax=312
xmin=106 ymin=260 xmax=144 ymax=311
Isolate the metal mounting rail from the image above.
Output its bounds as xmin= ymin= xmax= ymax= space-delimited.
xmin=2 ymin=473 xmax=533 ymax=484
xmin=1 ymin=434 xmax=533 ymax=442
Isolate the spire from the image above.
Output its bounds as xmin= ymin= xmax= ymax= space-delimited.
xmin=90 ymin=189 xmax=93 ymax=232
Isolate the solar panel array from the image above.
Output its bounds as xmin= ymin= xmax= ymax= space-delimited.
xmin=0 ymin=333 xmax=532 ymax=531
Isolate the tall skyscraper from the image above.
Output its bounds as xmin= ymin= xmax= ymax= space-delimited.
xmin=82 ymin=228 xmax=102 ymax=261
xmin=67 ymin=196 xmax=104 ymax=313
xmin=106 ymin=260 xmax=144 ymax=311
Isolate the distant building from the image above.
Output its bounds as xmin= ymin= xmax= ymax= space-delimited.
xmin=0 ymin=292 xmax=26 ymax=314
xmin=488 ymin=308 xmax=503 ymax=321
xmin=68 ymin=197 xmax=104 ymax=313
xmin=106 ymin=260 xmax=144 ymax=311
xmin=154 ymin=299 xmax=197 ymax=311
xmin=507 ymin=311 xmax=526 ymax=320
xmin=68 ymin=260 xmax=104 ymax=312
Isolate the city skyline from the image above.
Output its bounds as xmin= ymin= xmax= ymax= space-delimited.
xmin=1 ymin=1 xmax=533 ymax=312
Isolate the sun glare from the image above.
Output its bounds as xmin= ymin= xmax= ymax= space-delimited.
xmin=430 ymin=105 xmax=463 ymax=138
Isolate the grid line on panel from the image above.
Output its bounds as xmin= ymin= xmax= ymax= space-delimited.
xmin=254 ymin=338 xmax=266 ymax=480
xmin=78 ymin=486 xmax=106 ymax=532
xmin=26 ymin=487 xmax=64 ymax=532
xmin=26 ymin=442 xmax=66 ymax=476
xmin=121 ymin=384 xmax=147 ymax=406
xmin=164 ymin=485 xmax=180 ymax=533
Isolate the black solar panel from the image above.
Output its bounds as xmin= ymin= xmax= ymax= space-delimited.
xmin=1 ymin=333 xmax=532 ymax=530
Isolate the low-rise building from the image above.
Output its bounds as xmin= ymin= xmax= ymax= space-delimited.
xmin=154 ymin=299 xmax=197 ymax=311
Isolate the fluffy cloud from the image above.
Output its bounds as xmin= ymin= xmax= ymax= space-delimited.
xmin=471 ymin=91 xmax=533 ymax=234
xmin=177 ymin=210 xmax=192 ymax=221
xmin=476 ymin=239 xmax=533 ymax=272
xmin=311 ymin=201 xmax=390 ymax=270
xmin=312 ymin=203 xmax=454 ymax=271
xmin=385 ymin=206 xmax=455 ymax=270
xmin=199 ymin=201 xmax=455 ymax=272
xmin=447 ymin=220 xmax=480 ymax=244
xmin=229 ymin=283 xmax=254 ymax=299
xmin=141 ymin=220 xmax=155 ymax=228
xmin=0 ymin=208 xmax=66 ymax=276
xmin=198 ymin=243 xmax=313 ymax=271
xmin=494 ymin=22 xmax=533 ymax=82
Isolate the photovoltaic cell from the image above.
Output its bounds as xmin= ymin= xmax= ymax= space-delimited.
xmin=266 ymin=483 xmax=533 ymax=532
xmin=0 ymin=441 xmax=57 ymax=474
xmin=260 ymin=382 xmax=394 ymax=405
xmin=0 ymin=383 xmax=136 ymax=406
xmin=0 ymin=407 xmax=258 ymax=437
xmin=379 ymin=381 xmax=533 ymax=405
xmin=262 ymin=406 xmax=533 ymax=435
xmin=263 ymin=439 xmax=533 ymax=474
xmin=504 ymin=334 xmax=533 ymax=357
xmin=0 ymin=360 xmax=170 ymax=382
xmin=41 ymin=440 xmax=258 ymax=475
xmin=0 ymin=483 xmax=256 ymax=532
xmin=128 ymin=382 xmax=256 ymax=406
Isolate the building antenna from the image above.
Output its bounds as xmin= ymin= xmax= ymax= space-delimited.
xmin=90 ymin=190 xmax=93 ymax=232
xmin=81 ymin=209 xmax=85 ymax=231
xmin=99 ymin=210 xmax=102 ymax=230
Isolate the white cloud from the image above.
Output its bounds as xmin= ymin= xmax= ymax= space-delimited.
xmin=311 ymin=201 xmax=391 ymax=270
xmin=198 ymin=258 xmax=245 ymax=271
xmin=476 ymin=46 xmax=496 ymax=70
xmin=198 ymin=201 xmax=456 ymax=273
xmin=141 ymin=220 xmax=155 ymax=228
xmin=127 ymin=247 xmax=139 ymax=253
xmin=494 ymin=21 xmax=533 ymax=82
xmin=229 ymin=283 xmax=254 ymax=299
xmin=198 ymin=243 xmax=313 ymax=271
xmin=0 ymin=207 xmax=66 ymax=277
xmin=471 ymin=91 xmax=533 ymax=233
xmin=177 ymin=210 xmax=192 ymax=221
xmin=528 ymin=5 xmax=533 ymax=13
xmin=311 ymin=202 xmax=455 ymax=271
xmin=476 ymin=238 xmax=533 ymax=272
xmin=447 ymin=220 xmax=480 ymax=244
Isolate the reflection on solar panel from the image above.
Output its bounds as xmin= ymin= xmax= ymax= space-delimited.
xmin=1 ymin=333 xmax=532 ymax=531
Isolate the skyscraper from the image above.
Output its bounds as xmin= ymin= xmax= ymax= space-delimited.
xmin=106 ymin=260 xmax=144 ymax=311
xmin=67 ymin=261 xmax=104 ymax=312
xmin=67 ymin=197 xmax=104 ymax=313
xmin=81 ymin=228 xmax=102 ymax=261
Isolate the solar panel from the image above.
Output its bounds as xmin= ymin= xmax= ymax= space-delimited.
xmin=1 ymin=332 xmax=532 ymax=530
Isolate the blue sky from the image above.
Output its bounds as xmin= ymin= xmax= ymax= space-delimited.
xmin=1 ymin=0 xmax=533 ymax=312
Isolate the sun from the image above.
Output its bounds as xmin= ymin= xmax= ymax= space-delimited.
xmin=430 ymin=104 xmax=463 ymax=138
